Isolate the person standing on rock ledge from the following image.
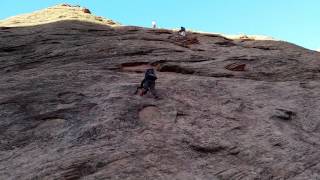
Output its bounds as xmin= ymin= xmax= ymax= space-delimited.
xmin=152 ymin=21 xmax=157 ymax=28
xmin=134 ymin=68 xmax=159 ymax=99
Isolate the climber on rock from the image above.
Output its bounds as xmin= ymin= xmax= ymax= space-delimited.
xmin=134 ymin=68 xmax=159 ymax=99
xmin=178 ymin=26 xmax=186 ymax=37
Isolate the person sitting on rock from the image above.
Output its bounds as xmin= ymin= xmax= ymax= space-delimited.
xmin=134 ymin=68 xmax=159 ymax=99
xmin=178 ymin=26 xmax=186 ymax=37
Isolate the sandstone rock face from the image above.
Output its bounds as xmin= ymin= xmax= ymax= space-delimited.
xmin=81 ymin=8 xmax=91 ymax=14
xmin=1 ymin=6 xmax=320 ymax=180
xmin=0 ymin=4 xmax=119 ymax=27
xmin=225 ymin=34 xmax=275 ymax=41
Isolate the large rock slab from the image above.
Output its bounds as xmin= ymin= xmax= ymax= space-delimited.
xmin=0 ymin=5 xmax=320 ymax=180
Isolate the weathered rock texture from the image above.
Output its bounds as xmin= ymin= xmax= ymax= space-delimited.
xmin=0 ymin=4 xmax=119 ymax=27
xmin=1 ymin=5 xmax=320 ymax=180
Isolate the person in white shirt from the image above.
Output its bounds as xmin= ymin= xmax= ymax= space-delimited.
xmin=178 ymin=27 xmax=186 ymax=36
xmin=152 ymin=21 xmax=157 ymax=29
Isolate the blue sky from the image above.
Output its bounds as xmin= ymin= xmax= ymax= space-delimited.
xmin=1 ymin=0 xmax=319 ymax=50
